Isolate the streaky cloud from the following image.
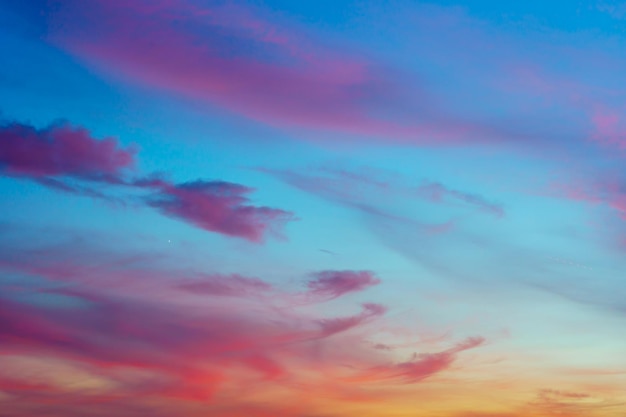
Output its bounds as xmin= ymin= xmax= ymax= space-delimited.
xmin=305 ymin=270 xmax=381 ymax=301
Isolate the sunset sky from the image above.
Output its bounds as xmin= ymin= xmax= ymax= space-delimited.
xmin=1 ymin=0 xmax=626 ymax=416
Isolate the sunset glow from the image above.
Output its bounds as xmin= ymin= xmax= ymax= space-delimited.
xmin=1 ymin=1 xmax=626 ymax=416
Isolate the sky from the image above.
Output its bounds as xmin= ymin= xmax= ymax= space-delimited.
xmin=1 ymin=0 xmax=626 ymax=416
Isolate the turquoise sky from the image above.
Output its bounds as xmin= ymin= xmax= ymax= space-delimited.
xmin=1 ymin=1 xmax=626 ymax=416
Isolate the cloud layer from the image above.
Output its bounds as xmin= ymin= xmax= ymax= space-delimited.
xmin=0 ymin=238 xmax=486 ymax=416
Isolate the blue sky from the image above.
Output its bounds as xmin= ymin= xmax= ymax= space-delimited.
xmin=1 ymin=1 xmax=626 ymax=416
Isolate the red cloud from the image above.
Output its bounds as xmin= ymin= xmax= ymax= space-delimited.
xmin=143 ymin=179 xmax=296 ymax=242
xmin=306 ymin=270 xmax=381 ymax=300
xmin=0 ymin=121 xmax=135 ymax=181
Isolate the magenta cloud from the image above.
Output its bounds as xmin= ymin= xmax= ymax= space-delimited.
xmin=144 ymin=179 xmax=296 ymax=242
xmin=590 ymin=108 xmax=626 ymax=149
xmin=0 ymin=121 xmax=135 ymax=181
xmin=44 ymin=0 xmax=514 ymax=145
xmin=0 ymin=241 xmax=408 ymax=410
xmin=0 ymin=118 xmax=294 ymax=242
xmin=316 ymin=303 xmax=387 ymax=337
xmin=46 ymin=0 xmax=399 ymax=135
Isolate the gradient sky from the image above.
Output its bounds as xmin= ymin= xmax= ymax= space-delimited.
xmin=1 ymin=1 xmax=626 ymax=416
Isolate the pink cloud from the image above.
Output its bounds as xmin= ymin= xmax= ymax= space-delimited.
xmin=525 ymin=387 xmax=623 ymax=417
xmin=0 ymin=121 xmax=135 ymax=181
xmin=0 ymin=237 xmax=489 ymax=415
xmin=0 ymin=118 xmax=294 ymax=242
xmin=262 ymin=166 xmax=503 ymax=218
xmin=0 ymin=279 xmax=390 ymax=403
xmin=546 ymin=176 xmax=626 ymax=220
xmin=0 ymin=242 xmax=379 ymax=305
xmin=306 ymin=270 xmax=381 ymax=300
xmin=261 ymin=166 xmax=473 ymax=273
xmin=415 ymin=181 xmax=505 ymax=218
xmin=316 ymin=303 xmax=387 ymax=337
xmin=349 ymin=336 xmax=485 ymax=384
xmin=45 ymin=0 xmax=390 ymax=134
xmin=45 ymin=0 xmax=508 ymax=145
xmin=591 ymin=108 xmax=626 ymax=149
xmin=178 ymin=274 xmax=273 ymax=296
xmin=143 ymin=179 xmax=296 ymax=242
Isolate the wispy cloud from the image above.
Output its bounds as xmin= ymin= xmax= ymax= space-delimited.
xmin=177 ymin=274 xmax=273 ymax=297
xmin=345 ymin=336 xmax=485 ymax=384
xmin=43 ymin=0 xmax=534 ymax=146
xmin=0 ymin=235 xmax=486 ymax=416
xmin=305 ymin=270 xmax=381 ymax=301
xmin=261 ymin=165 xmax=503 ymax=218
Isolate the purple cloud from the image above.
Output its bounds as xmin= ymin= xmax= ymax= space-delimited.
xmin=415 ymin=181 xmax=505 ymax=218
xmin=0 ymin=121 xmax=135 ymax=182
xmin=144 ymin=179 xmax=296 ymax=242
xmin=0 ymin=119 xmax=294 ymax=242
xmin=306 ymin=270 xmax=381 ymax=300
xmin=316 ymin=303 xmax=387 ymax=337
xmin=352 ymin=336 xmax=485 ymax=384
xmin=43 ymin=0 xmax=523 ymax=146
xmin=262 ymin=166 xmax=503 ymax=218
xmin=178 ymin=274 xmax=273 ymax=296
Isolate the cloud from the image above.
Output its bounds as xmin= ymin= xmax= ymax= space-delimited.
xmin=0 ymin=293 xmax=231 ymax=403
xmin=597 ymin=2 xmax=626 ymax=19
xmin=261 ymin=165 xmax=503 ymax=219
xmin=262 ymin=165 xmax=484 ymax=274
xmin=143 ymin=179 xmax=296 ymax=242
xmin=0 ymin=226 xmax=497 ymax=416
xmin=44 ymin=0 xmax=407 ymax=137
xmin=546 ymin=174 xmax=626 ymax=220
xmin=525 ymin=387 xmax=624 ymax=416
xmin=415 ymin=181 xmax=505 ymax=218
xmin=16 ymin=0 xmax=626 ymax=157
xmin=0 ymin=120 xmax=135 ymax=182
xmin=0 ymin=240 xmax=414 ymax=416
xmin=316 ymin=303 xmax=387 ymax=337
xmin=347 ymin=336 xmax=485 ymax=384
xmin=538 ymin=389 xmax=590 ymax=400
xmin=41 ymin=0 xmax=524 ymax=146
xmin=305 ymin=270 xmax=380 ymax=300
xmin=178 ymin=274 xmax=273 ymax=296
xmin=590 ymin=107 xmax=626 ymax=149
xmin=0 ymin=284 xmax=383 ymax=402
xmin=0 ymin=118 xmax=294 ymax=242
